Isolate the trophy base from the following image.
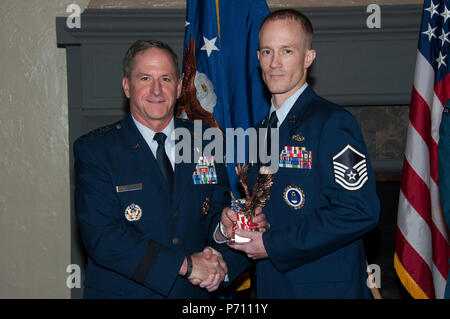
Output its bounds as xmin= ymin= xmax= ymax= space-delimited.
xmin=233 ymin=233 xmax=251 ymax=243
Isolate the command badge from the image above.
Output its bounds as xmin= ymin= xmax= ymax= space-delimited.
xmin=193 ymin=156 xmax=218 ymax=184
xmin=332 ymin=144 xmax=368 ymax=191
xmin=283 ymin=185 xmax=305 ymax=210
xmin=124 ymin=203 xmax=142 ymax=222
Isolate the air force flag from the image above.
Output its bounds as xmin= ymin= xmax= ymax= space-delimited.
xmin=332 ymin=144 xmax=368 ymax=191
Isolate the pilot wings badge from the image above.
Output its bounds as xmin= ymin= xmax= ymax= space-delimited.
xmin=332 ymin=144 xmax=368 ymax=191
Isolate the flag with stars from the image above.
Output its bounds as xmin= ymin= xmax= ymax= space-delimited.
xmin=183 ymin=0 xmax=270 ymax=196
xmin=394 ymin=0 xmax=450 ymax=299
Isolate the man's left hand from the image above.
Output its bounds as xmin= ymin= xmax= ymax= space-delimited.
xmin=227 ymin=229 xmax=268 ymax=260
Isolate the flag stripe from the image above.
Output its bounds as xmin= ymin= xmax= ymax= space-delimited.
xmin=404 ymin=122 xmax=431 ymax=189
xmin=430 ymin=220 xmax=450 ymax=280
xmin=409 ymin=88 xmax=440 ymax=184
xmin=433 ymin=73 xmax=450 ymax=108
xmin=401 ymin=159 xmax=433 ymax=227
xmin=394 ymin=252 xmax=430 ymax=299
xmin=431 ymin=91 xmax=445 ymax=143
xmin=413 ymin=50 xmax=435 ymax=106
xmin=397 ymin=190 xmax=433 ymax=270
xmin=429 ymin=181 xmax=449 ymax=243
xmin=395 ymin=226 xmax=435 ymax=298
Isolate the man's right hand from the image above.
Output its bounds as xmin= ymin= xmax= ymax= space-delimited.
xmin=181 ymin=247 xmax=228 ymax=292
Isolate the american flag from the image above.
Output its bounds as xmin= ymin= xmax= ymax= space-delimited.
xmin=394 ymin=0 xmax=450 ymax=298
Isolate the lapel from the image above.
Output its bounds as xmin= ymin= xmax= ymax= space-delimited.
xmin=172 ymin=117 xmax=197 ymax=209
xmin=279 ymin=85 xmax=316 ymax=145
xmin=121 ymin=113 xmax=172 ymax=199
xmin=258 ymin=86 xmax=315 ymax=161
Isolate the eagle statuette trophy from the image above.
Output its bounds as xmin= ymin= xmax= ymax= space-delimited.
xmin=231 ymin=164 xmax=274 ymax=243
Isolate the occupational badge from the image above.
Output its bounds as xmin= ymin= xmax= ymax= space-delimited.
xmin=332 ymin=144 xmax=368 ymax=191
xmin=279 ymin=146 xmax=312 ymax=169
xmin=291 ymin=133 xmax=305 ymax=142
xmin=230 ymin=164 xmax=274 ymax=243
xmin=124 ymin=203 xmax=142 ymax=222
xmin=192 ymin=156 xmax=218 ymax=184
xmin=283 ymin=185 xmax=305 ymax=210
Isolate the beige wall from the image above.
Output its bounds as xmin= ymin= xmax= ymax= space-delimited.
xmin=0 ymin=0 xmax=89 ymax=298
xmin=89 ymin=0 xmax=423 ymax=9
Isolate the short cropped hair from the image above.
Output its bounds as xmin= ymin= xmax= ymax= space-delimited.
xmin=260 ymin=9 xmax=314 ymax=48
xmin=122 ymin=40 xmax=180 ymax=79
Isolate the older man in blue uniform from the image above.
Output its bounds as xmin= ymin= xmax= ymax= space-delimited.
xmin=438 ymin=102 xmax=450 ymax=299
xmin=217 ymin=9 xmax=380 ymax=298
xmin=74 ymin=40 xmax=231 ymax=298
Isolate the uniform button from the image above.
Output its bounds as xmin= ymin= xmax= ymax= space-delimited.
xmin=172 ymin=237 xmax=180 ymax=245
xmin=116 ymin=124 xmax=122 ymax=130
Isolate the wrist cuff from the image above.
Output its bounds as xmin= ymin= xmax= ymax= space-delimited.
xmin=183 ymin=255 xmax=193 ymax=279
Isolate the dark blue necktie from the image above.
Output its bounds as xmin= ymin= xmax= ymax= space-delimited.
xmin=153 ymin=132 xmax=174 ymax=192
xmin=266 ymin=111 xmax=278 ymax=155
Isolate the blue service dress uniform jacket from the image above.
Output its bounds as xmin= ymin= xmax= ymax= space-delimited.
xmin=438 ymin=105 xmax=450 ymax=299
xmin=74 ymin=113 xmax=230 ymax=298
xmin=222 ymin=86 xmax=380 ymax=298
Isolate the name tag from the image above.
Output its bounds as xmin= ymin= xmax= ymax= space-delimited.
xmin=116 ymin=183 xmax=143 ymax=193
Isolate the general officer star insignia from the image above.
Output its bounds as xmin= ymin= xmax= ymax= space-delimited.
xmin=332 ymin=144 xmax=368 ymax=191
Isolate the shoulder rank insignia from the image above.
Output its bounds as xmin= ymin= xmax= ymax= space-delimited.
xmin=193 ymin=156 xmax=218 ymax=184
xmin=279 ymin=146 xmax=312 ymax=169
xmin=124 ymin=203 xmax=142 ymax=221
xmin=82 ymin=122 xmax=121 ymax=138
xmin=332 ymin=144 xmax=368 ymax=191
xmin=283 ymin=185 xmax=305 ymax=210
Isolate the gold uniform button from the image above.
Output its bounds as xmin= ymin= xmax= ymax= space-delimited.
xmin=172 ymin=237 xmax=180 ymax=245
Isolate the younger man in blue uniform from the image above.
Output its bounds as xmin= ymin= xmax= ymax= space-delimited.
xmin=217 ymin=9 xmax=380 ymax=298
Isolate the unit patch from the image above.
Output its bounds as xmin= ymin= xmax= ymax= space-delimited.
xmin=279 ymin=146 xmax=312 ymax=169
xmin=193 ymin=156 xmax=218 ymax=184
xmin=332 ymin=144 xmax=368 ymax=191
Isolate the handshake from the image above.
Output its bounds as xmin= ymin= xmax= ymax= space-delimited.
xmin=179 ymin=246 xmax=228 ymax=292
xmin=179 ymin=207 xmax=269 ymax=292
